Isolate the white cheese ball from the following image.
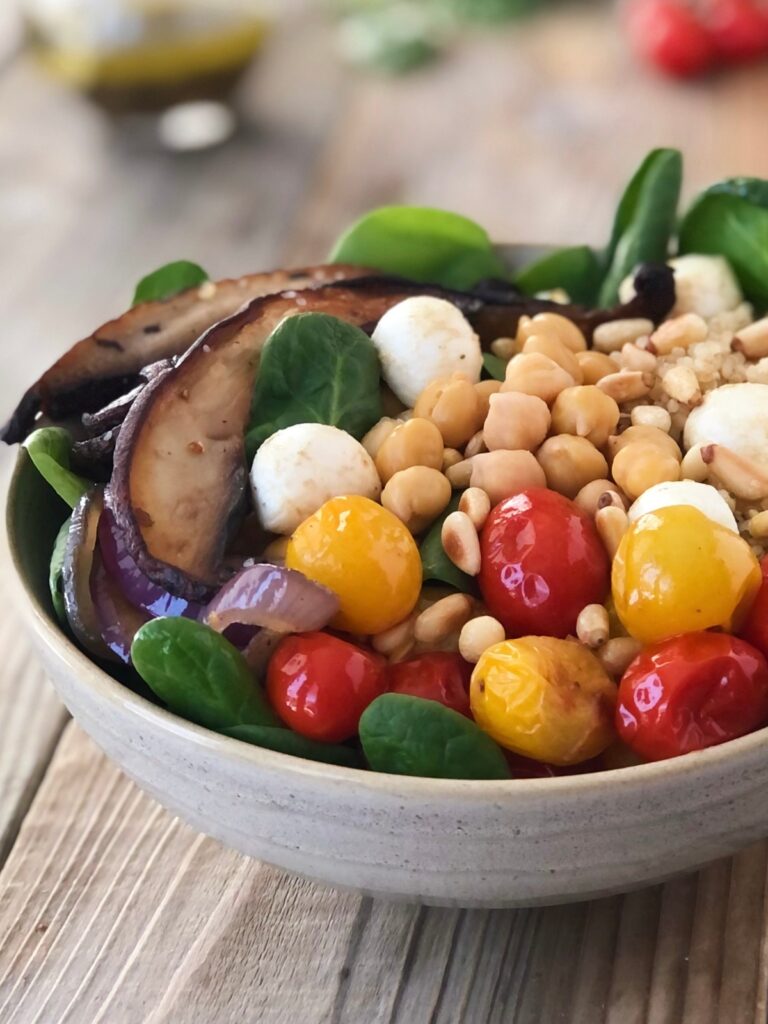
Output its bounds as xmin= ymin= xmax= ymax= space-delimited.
xmin=684 ymin=383 xmax=768 ymax=473
xmin=250 ymin=423 xmax=381 ymax=534
xmin=371 ymin=296 xmax=482 ymax=406
xmin=619 ymin=255 xmax=742 ymax=320
xmin=628 ymin=481 xmax=738 ymax=533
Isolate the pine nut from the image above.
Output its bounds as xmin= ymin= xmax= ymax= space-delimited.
xmin=662 ymin=365 xmax=702 ymax=406
xmin=484 ymin=391 xmax=551 ymax=452
xmin=441 ymin=511 xmax=482 ymax=575
xmin=361 ymin=417 xmax=399 ymax=458
xmin=593 ymin=318 xmax=654 ymax=353
xmin=576 ymin=350 xmax=617 ymax=385
xmin=414 ymin=593 xmax=475 ymax=644
xmin=681 ymin=444 xmax=708 ymax=482
xmin=607 ymin=426 xmax=681 ymax=461
xmin=576 ymin=604 xmax=610 ymax=648
xmin=502 ymin=353 xmax=576 ymax=404
xmin=263 ymin=536 xmax=289 ymax=563
xmin=491 ymin=336 xmax=517 ymax=360
xmin=701 ymin=444 xmax=768 ymax=501
xmin=389 ymin=638 xmax=417 ymax=663
xmin=733 ymin=317 xmax=768 ymax=359
xmin=611 ymin=442 xmax=681 ymax=500
xmin=474 ymin=380 xmax=502 ymax=419
xmin=597 ymin=637 xmax=642 ymax=678
xmin=459 ymin=486 xmax=491 ymax=529
xmin=372 ymin=613 xmax=418 ymax=655
xmin=616 ymin=343 xmax=658 ymax=373
xmin=442 ymin=447 xmax=464 ymax=472
xmin=375 ymin=417 xmax=444 ymax=483
xmin=574 ymin=479 xmax=626 ymax=516
xmin=446 ymin=458 xmax=475 ymax=489
xmin=536 ymin=435 xmax=608 ymax=499
xmin=597 ymin=489 xmax=627 ymax=511
xmin=381 ymin=466 xmax=452 ymax=534
xmin=522 ymin=334 xmax=584 ymax=383
xmin=550 ymin=386 xmax=620 ymax=448
xmin=596 ymin=370 xmax=654 ymax=403
xmin=650 ymin=313 xmax=708 ymax=355
xmin=749 ymin=510 xmax=768 ymax=539
xmin=631 ymin=405 xmax=672 ymax=433
xmin=459 ymin=616 xmax=506 ymax=663
xmin=517 ymin=312 xmax=587 ymax=353
xmin=469 ymin=450 xmax=546 ymax=505
xmin=595 ymin=505 xmax=629 ymax=558
xmin=464 ymin=430 xmax=487 ymax=458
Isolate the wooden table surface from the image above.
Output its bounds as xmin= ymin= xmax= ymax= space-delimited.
xmin=2 ymin=6 xmax=768 ymax=1022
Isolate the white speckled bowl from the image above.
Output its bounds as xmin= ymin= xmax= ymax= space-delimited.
xmin=9 ymin=451 xmax=768 ymax=908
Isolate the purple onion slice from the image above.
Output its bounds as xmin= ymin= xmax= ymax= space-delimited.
xmin=62 ymin=489 xmax=116 ymax=663
xmin=90 ymin=551 xmax=150 ymax=664
xmin=204 ymin=563 xmax=339 ymax=634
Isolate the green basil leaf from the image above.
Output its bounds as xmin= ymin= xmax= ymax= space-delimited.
xmin=131 ymin=618 xmax=280 ymax=731
xmin=359 ymin=693 xmax=510 ymax=779
xmin=245 ymin=312 xmax=382 ymax=458
xmin=679 ymin=178 xmax=768 ymax=307
xmin=482 ymin=352 xmax=507 ymax=382
xmin=24 ymin=428 xmax=90 ymax=508
xmin=599 ymin=148 xmax=683 ymax=307
xmin=514 ymin=245 xmax=602 ymax=305
xmin=132 ymin=260 xmax=209 ymax=306
xmin=49 ymin=515 xmax=71 ymax=624
xmin=330 ymin=205 xmax=506 ymax=290
xmin=224 ymin=724 xmax=362 ymax=768
xmin=420 ymin=494 xmax=477 ymax=594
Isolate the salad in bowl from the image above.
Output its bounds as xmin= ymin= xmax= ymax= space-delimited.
xmin=8 ymin=146 xmax=768 ymax=789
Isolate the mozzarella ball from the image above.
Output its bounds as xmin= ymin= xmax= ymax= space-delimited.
xmin=619 ymin=255 xmax=742 ymax=320
xmin=250 ymin=424 xmax=381 ymax=534
xmin=684 ymin=383 xmax=768 ymax=472
xmin=371 ymin=296 xmax=482 ymax=406
xmin=628 ymin=481 xmax=738 ymax=533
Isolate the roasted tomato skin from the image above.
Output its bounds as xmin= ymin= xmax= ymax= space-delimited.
xmin=479 ymin=489 xmax=610 ymax=639
xmin=267 ymin=632 xmax=387 ymax=743
xmin=616 ymin=632 xmax=768 ymax=761
xmin=739 ymin=556 xmax=768 ymax=658
xmin=388 ymin=653 xmax=472 ymax=717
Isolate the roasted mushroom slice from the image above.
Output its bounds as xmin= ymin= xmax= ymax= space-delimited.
xmin=1 ymin=264 xmax=368 ymax=443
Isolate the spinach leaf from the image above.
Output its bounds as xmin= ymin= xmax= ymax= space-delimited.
xmin=24 ymin=428 xmax=90 ymax=508
xmin=420 ymin=494 xmax=477 ymax=594
xmin=482 ymin=352 xmax=507 ymax=382
xmin=245 ymin=312 xmax=382 ymax=458
xmin=133 ymin=260 xmax=209 ymax=306
xmin=49 ymin=515 xmax=71 ymax=624
xmin=515 ymin=245 xmax=602 ymax=305
xmin=599 ymin=148 xmax=682 ymax=307
xmin=131 ymin=618 xmax=280 ymax=731
xmin=224 ymin=724 xmax=361 ymax=768
xmin=359 ymin=693 xmax=510 ymax=779
xmin=679 ymin=178 xmax=768 ymax=307
xmin=329 ymin=206 xmax=506 ymax=290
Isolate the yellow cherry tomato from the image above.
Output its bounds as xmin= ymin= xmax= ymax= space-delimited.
xmin=285 ymin=495 xmax=421 ymax=635
xmin=612 ymin=505 xmax=760 ymax=644
xmin=470 ymin=637 xmax=617 ymax=766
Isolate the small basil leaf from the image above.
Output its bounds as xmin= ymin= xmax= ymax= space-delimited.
xmin=515 ymin=245 xmax=602 ymax=305
xmin=420 ymin=494 xmax=477 ymax=594
xmin=679 ymin=178 xmax=768 ymax=307
xmin=599 ymin=148 xmax=683 ymax=307
xmin=132 ymin=260 xmax=209 ymax=306
xmin=482 ymin=352 xmax=507 ymax=382
xmin=49 ymin=515 xmax=71 ymax=624
xmin=359 ymin=693 xmax=510 ymax=780
xmin=131 ymin=618 xmax=280 ymax=731
xmin=245 ymin=312 xmax=382 ymax=458
xmin=330 ymin=205 xmax=506 ymax=290
xmin=224 ymin=724 xmax=362 ymax=768
xmin=24 ymin=428 xmax=90 ymax=508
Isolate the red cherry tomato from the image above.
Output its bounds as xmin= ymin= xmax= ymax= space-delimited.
xmin=388 ymin=653 xmax=472 ymax=717
xmin=479 ymin=489 xmax=610 ymax=639
xmin=267 ymin=632 xmax=387 ymax=743
xmin=739 ymin=555 xmax=768 ymax=657
xmin=704 ymin=0 xmax=768 ymax=61
xmin=625 ymin=0 xmax=717 ymax=78
xmin=617 ymin=632 xmax=768 ymax=761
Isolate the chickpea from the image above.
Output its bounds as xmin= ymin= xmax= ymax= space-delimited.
xmin=607 ymin=425 xmax=681 ymax=462
xmin=490 ymin=337 xmax=517 ymax=360
xmin=517 ymin=312 xmax=587 ymax=353
xmin=474 ymin=379 xmax=502 ymax=420
xmin=375 ymin=417 xmax=444 ymax=483
xmin=630 ymin=405 xmax=672 ymax=433
xmin=413 ymin=373 xmax=484 ymax=449
xmin=442 ymin=447 xmax=464 ymax=472
xmin=464 ymin=431 xmax=486 ymax=458
xmin=469 ymin=450 xmax=546 ymax=505
xmin=381 ymin=466 xmax=452 ymax=534
xmin=361 ymin=417 xmax=399 ymax=459
xmin=573 ymin=478 xmax=626 ymax=517
xmin=483 ymin=392 xmax=551 ymax=452
xmin=502 ymin=353 xmax=576 ymax=404
xmin=611 ymin=442 xmax=681 ymax=500
xmin=550 ymin=386 xmax=620 ymax=448
xmin=536 ymin=435 xmax=608 ymax=499
xmin=576 ymin=350 xmax=617 ymax=385
xmin=522 ymin=334 xmax=584 ymax=383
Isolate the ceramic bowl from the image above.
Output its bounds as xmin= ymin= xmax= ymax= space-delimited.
xmin=9 ymin=450 xmax=768 ymax=909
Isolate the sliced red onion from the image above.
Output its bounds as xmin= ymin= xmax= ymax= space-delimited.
xmin=204 ymin=563 xmax=339 ymax=634
xmin=98 ymin=506 xmax=202 ymax=619
xmin=91 ymin=552 xmax=150 ymax=664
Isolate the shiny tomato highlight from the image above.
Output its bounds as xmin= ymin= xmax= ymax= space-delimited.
xmin=388 ymin=652 xmax=472 ymax=717
xmin=616 ymin=632 xmax=768 ymax=761
xmin=267 ymin=632 xmax=387 ymax=743
xmin=479 ymin=489 xmax=610 ymax=639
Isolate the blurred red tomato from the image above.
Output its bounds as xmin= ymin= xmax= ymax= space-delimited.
xmin=704 ymin=0 xmax=768 ymax=61
xmin=625 ymin=0 xmax=717 ymax=77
